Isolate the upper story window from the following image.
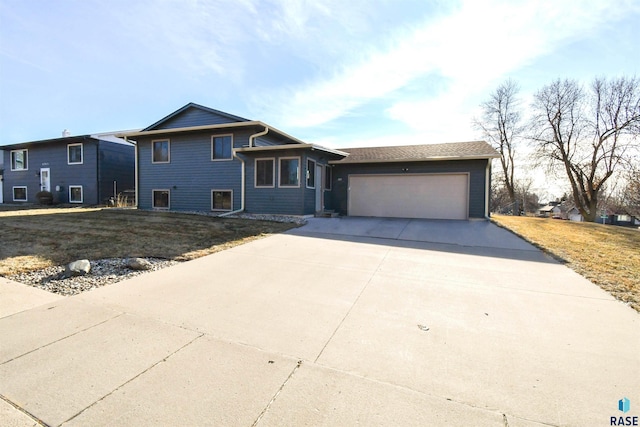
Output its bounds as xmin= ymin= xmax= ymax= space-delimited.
xmin=255 ymin=158 xmax=275 ymax=188
xmin=212 ymin=135 xmax=233 ymax=160
xmin=152 ymin=139 xmax=170 ymax=163
xmin=11 ymin=149 xmax=28 ymax=171
xmin=68 ymin=143 xmax=83 ymax=164
xmin=279 ymin=157 xmax=300 ymax=187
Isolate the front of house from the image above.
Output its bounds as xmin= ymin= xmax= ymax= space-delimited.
xmin=1 ymin=133 xmax=134 ymax=205
xmin=123 ymin=103 xmax=499 ymax=220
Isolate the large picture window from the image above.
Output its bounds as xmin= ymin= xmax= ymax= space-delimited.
xmin=152 ymin=140 xmax=170 ymax=163
xmin=152 ymin=189 xmax=170 ymax=209
xmin=13 ymin=186 xmax=27 ymax=201
xmin=68 ymin=143 xmax=83 ymax=164
xmin=279 ymin=157 xmax=300 ymax=187
xmin=69 ymin=185 xmax=83 ymax=203
xmin=212 ymin=190 xmax=232 ymax=211
xmin=255 ymin=158 xmax=274 ymax=187
xmin=212 ymin=135 xmax=233 ymax=160
xmin=11 ymin=149 xmax=28 ymax=170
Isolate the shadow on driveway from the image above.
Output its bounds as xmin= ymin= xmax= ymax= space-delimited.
xmin=289 ymin=217 xmax=556 ymax=264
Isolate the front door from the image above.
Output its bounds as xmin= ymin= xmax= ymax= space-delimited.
xmin=315 ymin=165 xmax=323 ymax=212
xmin=40 ymin=168 xmax=50 ymax=192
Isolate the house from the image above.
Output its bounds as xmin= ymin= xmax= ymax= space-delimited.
xmin=567 ymin=206 xmax=584 ymax=222
xmin=538 ymin=202 xmax=563 ymax=218
xmin=1 ymin=132 xmax=135 ymax=205
xmin=121 ymin=103 xmax=500 ymax=219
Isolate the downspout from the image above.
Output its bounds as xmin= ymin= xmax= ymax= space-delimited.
xmin=485 ymin=159 xmax=491 ymax=219
xmin=219 ymin=126 xmax=269 ymax=217
xmin=125 ymin=136 xmax=138 ymax=208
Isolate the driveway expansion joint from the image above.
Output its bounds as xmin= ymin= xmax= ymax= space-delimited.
xmin=1 ymin=394 xmax=47 ymax=426
xmin=251 ymin=359 xmax=303 ymax=427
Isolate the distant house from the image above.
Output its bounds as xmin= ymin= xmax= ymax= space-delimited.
xmin=121 ymin=103 xmax=500 ymax=219
xmin=567 ymin=207 xmax=584 ymax=222
xmin=538 ymin=203 xmax=562 ymax=218
xmin=1 ymin=132 xmax=135 ymax=205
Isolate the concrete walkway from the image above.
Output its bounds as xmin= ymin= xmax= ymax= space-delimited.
xmin=1 ymin=218 xmax=638 ymax=426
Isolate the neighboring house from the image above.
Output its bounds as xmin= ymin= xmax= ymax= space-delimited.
xmin=567 ymin=207 xmax=584 ymax=222
xmin=122 ymin=103 xmax=500 ymax=220
xmin=0 ymin=149 xmax=4 ymax=203
xmin=538 ymin=203 xmax=562 ymax=218
xmin=1 ymin=132 xmax=135 ymax=205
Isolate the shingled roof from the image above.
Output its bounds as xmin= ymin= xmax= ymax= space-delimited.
xmin=331 ymin=141 xmax=499 ymax=164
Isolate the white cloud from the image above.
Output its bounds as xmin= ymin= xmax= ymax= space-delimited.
xmin=265 ymin=0 xmax=639 ymax=139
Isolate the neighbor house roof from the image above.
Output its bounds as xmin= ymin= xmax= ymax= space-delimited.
xmin=329 ymin=141 xmax=499 ymax=164
xmin=0 ymin=132 xmax=134 ymax=150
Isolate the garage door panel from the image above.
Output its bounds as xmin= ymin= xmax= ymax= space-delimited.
xmin=348 ymin=174 xmax=468 ymax=220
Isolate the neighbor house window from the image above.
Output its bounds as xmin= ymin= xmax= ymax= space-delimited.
xmin=11 ymin=149 xmax=28 ymax=170
xmin=255 ymin=158 xmax=274 ymax=188
xmin=325 ymin=166 xmax=332 ymax=191
xmin=69 ymin=185 xmax=83 ymax=203
xmin=212 ymin=135 xmax=233 ymax=160
xmin=279 ymin=157 xmax=300 ymax=187
xmin=152 ymin=140 xmax=170 ymax=163
xmin=212 ymin=190 xmax=232 ymax=211
xmin=306 ymin=159 xmax=316 ymax=188
xmin=12 ymin=186 xmax=27 ymax=201
xmin=67 ymin=143 xmax=83 ymax=164
xmin=152 ymin=189 xmax=170 ymax=209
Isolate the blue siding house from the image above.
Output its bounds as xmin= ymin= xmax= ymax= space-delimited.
xmin=123 ymin=103 xmax=499 ymax=219
xmin=1 ymin=132 xmax=135 ymax=205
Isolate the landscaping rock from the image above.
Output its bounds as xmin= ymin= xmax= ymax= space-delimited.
xmin=65 ymin=259 xmax=91 ymax=277
xmin=126 ymin=257 xmax=152 ymax=271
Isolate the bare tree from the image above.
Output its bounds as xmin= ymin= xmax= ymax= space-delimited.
xmin=530 ymin=76 xmax=640 ymax=222
xmin=475 ymin=79 xmax=523 ymax=208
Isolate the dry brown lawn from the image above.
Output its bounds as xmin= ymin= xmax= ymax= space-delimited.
xmin=0 ymin=207 xmax=298 ymax=276
xmin=492 ymin=214 xmax=640 ymax=312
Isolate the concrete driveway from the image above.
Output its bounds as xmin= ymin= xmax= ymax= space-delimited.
xmin=1 ymin=217 xmax=638 ymax=426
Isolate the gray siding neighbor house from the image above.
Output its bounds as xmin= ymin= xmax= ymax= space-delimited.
xmin=122 ymin=103 xmax=499 ymax=219
xmin=1 ymin=132 xmax=134 ymax=205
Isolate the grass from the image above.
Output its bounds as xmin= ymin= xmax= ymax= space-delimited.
xmin=0 ymin=207 xmax=298 ymax=276
xmin=492 ymin=214 xmax=640 ymax=312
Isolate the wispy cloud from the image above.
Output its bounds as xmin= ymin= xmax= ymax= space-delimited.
xmin=260 ymin=0 xmax=639 ymax=143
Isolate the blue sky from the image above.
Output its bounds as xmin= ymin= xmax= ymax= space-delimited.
xmin=1 ymin=0 xmax=639 ymax=154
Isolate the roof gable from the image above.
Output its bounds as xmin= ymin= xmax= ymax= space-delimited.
xmin=142 ymin=103 xmax=250 ymax=131
xmin=332 ymin=141 xmax=499 ymax=164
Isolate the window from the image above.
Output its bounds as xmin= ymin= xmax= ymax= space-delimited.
xmin=325 ymin=165 xmax=332 ymax=191
xmin=255 ymin=158 xmax=274 ymax=187
xmin=306 ymin=159 xmax=316 ymax=188
xmin=212 ymin=135 xmax=233 ymax=160
xmin=152 ymin=189 xmax=170 ymax=209
xmin=69 ymin=185 xmax=83 ymax=203
xmin=279 ymin=157 xmax=300 ymax=187
xmin=67 ymin=143 xmax=83 ymax=164
xmin=13 ymin=186 xmax=27 ymax=201
xmin=212 ymin=190 xmax=232 ymax=211
xmin=11 ymin=149 xmax=28 ymax=170
xmin=152 ymin=140 xmax=170 ymax=163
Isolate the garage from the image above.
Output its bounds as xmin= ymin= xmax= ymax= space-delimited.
xmin=348 ymin=173 xmax=469 ymax=220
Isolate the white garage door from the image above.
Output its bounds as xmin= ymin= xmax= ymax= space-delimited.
xmin=348 ymin=174 xmax=469 ymax=220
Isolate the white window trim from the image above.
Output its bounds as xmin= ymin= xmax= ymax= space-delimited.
xmin=254 ymin=157 xmax=275 ymax=188
xmin=152 ymin=189 xmax=170 ymax=209
xmin=12 ymin=186 xmax=27 ymax=201
xmin=10 ymin=149 xmax=28 ymax=171
xmin=69 ymin=185 xmax=83 ymax=203
xmin=211 ymin=134 xmax=234 ymax=161
xmin=278 ymin=156 xmax=301 ymax=188
xmin=67 ymin=143 xmax=83 ymax=165
xmin=151 ymin=139 xmax=170 ymax=164
xmin=211 ymin=189 xmax=233 ymax=212
xmin=306 ymin=159 xmax=316 ymax=189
